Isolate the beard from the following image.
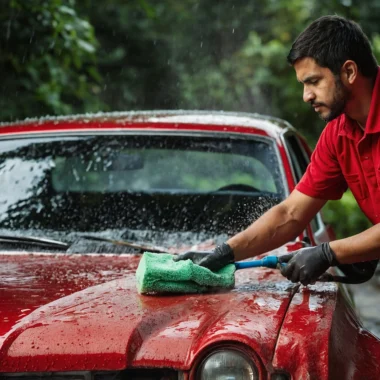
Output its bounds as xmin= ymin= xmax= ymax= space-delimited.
xmin=312 ymin=76 xmax=350 ymax=122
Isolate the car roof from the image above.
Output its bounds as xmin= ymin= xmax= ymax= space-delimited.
xmin=0 ymin=110 xmax=295 ymax=139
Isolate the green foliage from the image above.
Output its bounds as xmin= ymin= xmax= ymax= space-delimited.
xmin=172 ymin=0 xmax=358 ymax=144
xmin=0 ymin=0 xmax=104 ymax=121
xmin=73 ymin=0 xmax=378 ymax=144
xmin=323 ymin=191 xmax=372 ymax=239
xmin=76 ymin=1 xmax=179 ymax=110
xmin=2 ymin=0 xmax=380 ymax=238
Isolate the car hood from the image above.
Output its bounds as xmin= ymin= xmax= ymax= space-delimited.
xmin=0 ymin=247 xmax=298 ymax=372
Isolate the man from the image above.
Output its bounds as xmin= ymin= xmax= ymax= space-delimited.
xmin=175 ymin=15 xmax=380 ymax=286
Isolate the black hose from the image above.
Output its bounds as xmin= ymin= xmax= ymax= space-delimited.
xmin=318 ymin=260 xmax=378 ymax=284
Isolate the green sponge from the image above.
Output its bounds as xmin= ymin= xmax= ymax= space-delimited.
xmin=136 ymin=252 xmax=236 ymax=294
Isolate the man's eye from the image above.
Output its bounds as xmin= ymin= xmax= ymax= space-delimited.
xmin=310 ymin=80 xmax=319 ymax=85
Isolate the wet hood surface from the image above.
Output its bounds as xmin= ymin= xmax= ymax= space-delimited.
xmin=0 ymin=249 xmax=297 ymax=372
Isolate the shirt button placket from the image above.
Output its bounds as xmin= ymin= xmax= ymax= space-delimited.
xmin=356 ymin=138 xmax=371 ymax=202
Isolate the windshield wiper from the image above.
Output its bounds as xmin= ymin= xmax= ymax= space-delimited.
xmin=0 ymin=235 xmax=69 ymax=250
xmin=212 ymin=183 xmax=262 ymax=193
xmin=80 ymin=235 xmax=169 ymax=253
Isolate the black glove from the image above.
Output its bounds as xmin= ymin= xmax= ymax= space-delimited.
xmin=278 ymin=242 xmax=339 ymax=285
xmin=173 ymin=242 xmax=235 ymax=271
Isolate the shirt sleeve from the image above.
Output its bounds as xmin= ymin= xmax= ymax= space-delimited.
xmin=295 ymin=122 xmax=347 ymax=200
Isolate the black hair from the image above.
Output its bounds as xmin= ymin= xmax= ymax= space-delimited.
xmin=287 ymin=15 xmax=378 ymax=78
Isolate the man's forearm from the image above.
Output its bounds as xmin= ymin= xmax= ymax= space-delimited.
xmin=174 ymin=190 xmax=325 ymax=271
xmin=330 ymin=223 xmax=380 ymax=264
xmin=227 ymin=201 xmax=306 ymax=261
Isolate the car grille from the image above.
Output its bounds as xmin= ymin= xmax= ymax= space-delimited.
xmin=95 ymin=370 xmax=180 ymax=380
xmin=0 ymin=370 xmax=181 ymax=380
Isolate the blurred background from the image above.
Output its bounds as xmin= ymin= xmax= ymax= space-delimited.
xmin=0 ymin=0 xmax=377 ymax=241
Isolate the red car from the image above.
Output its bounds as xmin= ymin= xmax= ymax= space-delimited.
xmin=0 ymin=111 xmax=379 ymax=380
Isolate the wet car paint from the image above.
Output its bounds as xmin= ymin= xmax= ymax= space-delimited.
xmin=0 ymin=111 xmax=287 ymax=139
xmin=1 ymin=112 xmax=380 ymax=379
xmin=273 ymin=282 xmax=337 ymax=378
xmin=0 ymin=253 xmax=140 ymax=339
xmin=5 ymin=249 xmax=380 ymax=379
xmin=1 ymin=247 xmax=295 ymax=373
xmin=273 ymin=282 xmax=380 ymax=379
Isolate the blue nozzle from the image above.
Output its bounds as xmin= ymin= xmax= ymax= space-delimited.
xmin=234 ymin=256 xmax=279 ymax=270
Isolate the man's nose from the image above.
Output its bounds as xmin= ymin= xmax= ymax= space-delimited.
xmin=303 ymin=86 xmax=315 ymax=103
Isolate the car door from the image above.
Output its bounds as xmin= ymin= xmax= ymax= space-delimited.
xmin=282 ymin=132 xmax=332 ymax=244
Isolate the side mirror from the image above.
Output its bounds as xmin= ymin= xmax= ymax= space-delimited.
xmin=325 ymin=224 xmax=336 ymax=241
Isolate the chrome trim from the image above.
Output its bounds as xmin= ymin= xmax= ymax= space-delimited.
xmin=313 ymin=213 xmax=331 ymax=244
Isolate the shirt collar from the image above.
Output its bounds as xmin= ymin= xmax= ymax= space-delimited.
xmin=338 ymin=114 xmax=360 ymax=140
xmin=339 ymin=66 xmax=380 ymax=139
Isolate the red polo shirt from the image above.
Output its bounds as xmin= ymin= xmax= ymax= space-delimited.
xmin=296 ymin=68 xmax=380 ymax=225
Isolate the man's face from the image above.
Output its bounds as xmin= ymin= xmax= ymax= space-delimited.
xmin=294 ymin=57 xmax=350 ymax=122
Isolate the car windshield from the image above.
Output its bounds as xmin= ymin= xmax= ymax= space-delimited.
xmin=0 ymin=133 xmax=284 ymax=252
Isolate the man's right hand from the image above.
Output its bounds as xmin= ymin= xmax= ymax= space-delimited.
xmin=173 ymin=242 xmax=235 ymax=271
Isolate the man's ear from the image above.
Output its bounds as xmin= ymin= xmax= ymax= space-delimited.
xmin=341 ymin=60 xmax=358 ymax=85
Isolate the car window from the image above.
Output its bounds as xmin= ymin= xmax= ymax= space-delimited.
xmin=52 ymin=148 xmax=277 ymax=193
xmin=0 ymin=134 xmax=284 ymax=238
xmin=284 ymin=134 xmax=320 ymax=233
xmin=284 ymin=135 xmax=308 ymax=181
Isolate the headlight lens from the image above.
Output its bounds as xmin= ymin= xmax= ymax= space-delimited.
xmin=198 ymin=349 xmax=258 ymax=380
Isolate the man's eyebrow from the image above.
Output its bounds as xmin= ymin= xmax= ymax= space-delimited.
xmin=298 ymin=75 xmax=320 ymax=84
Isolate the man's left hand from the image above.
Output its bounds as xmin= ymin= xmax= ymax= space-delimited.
xmin=278 ymin=242 xmax=339 ymax=285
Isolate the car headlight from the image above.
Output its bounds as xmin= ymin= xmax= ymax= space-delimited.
xmin=197 ymin=349 xmax=258 ymax=380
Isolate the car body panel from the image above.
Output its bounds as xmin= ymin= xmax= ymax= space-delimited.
xmin=0 ymin=111 xmax=291 ymax=139
xmin=328 ymin=290 xmax=380 ymax=378
xmin=0 ymin=253 xmax=140 ymax=341
xmin=273 ymin=282 xmax=337 ymax=378
xmin=273 ymin=283 xmax=380 ymax=379
xmin=1 ymin=246 xmax=295 ymax=373
xmin=1 ymin=111 xmax=380 ymax=379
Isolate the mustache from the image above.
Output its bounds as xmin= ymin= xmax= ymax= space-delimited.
xmin=310 ymin=101 xmax=327 ymax=108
